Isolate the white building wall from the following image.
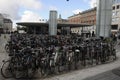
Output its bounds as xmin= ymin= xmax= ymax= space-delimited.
xmin=112 ymin=2 xmax=120 ymax=31
xmin=4 ymin=22 xmax=12 ymax=32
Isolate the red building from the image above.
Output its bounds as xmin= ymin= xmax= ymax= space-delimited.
xmin=68 ymin=7 xmax=96 ymax=25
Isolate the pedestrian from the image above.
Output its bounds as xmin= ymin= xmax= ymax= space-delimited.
xmin=92 ymin=31 xmax=95 ymax=37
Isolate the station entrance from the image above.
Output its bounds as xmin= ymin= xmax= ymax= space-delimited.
xmin=17 ymin=22 xmax=91 ymax=35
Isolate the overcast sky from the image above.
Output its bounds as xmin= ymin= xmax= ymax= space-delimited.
xmin=0 ymin=0 xmax=97 ymax=27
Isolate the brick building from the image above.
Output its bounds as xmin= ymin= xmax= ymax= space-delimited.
xmin=68 ymin=0 xmax=120 ymax=34
xmin=68 ymin=7 xmax=96 ymax=25
xmin=68 ymin=7 xmax=96 ymax=34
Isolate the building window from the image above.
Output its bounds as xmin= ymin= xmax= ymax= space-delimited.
xmin=111 ymin=25 xmax=118 ymax=30
xmin=112 ymin=18 xmax=115 ymax=22
xmin=117 ymin=5 xmax=120 ymax=9
xmin=112 ymin=12 xmax=116 ymax=16
xmin=113 ymin=6 xmax=115 ymax=10
xmin=116 ymin=11 xmax=120 ymax=15
xmin=116 ymin=17 xmax=119 ymax=21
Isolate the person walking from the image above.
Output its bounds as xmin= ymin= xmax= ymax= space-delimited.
xmin=92 ymin=31 xmax=95 ymax=37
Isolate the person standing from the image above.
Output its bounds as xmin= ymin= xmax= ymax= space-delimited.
xmin=92 ymin=31 xmax=95 ymax=37
xmin=117 ymin=29 xmax=120 ymax=45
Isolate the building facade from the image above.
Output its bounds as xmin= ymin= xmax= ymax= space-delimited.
xmin=68 ymin=0 xmax=120 ymax=34
xmin=0 ymin=13 xmax=12 ymax=33
xmin=112 ymin=1 xmax=120 ymax=33
xmin=68 ymin=8 xmax=96 ymax=34
xmin=68 ymin=7 xmax=96 ymax=25
xmin=57 ymin=14 xmax=68 ymax=23
xmin=0 ymin=14 xmax=4 ymax=33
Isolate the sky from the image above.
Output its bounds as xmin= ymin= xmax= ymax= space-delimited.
xmin=0 ymin=0 xmax=97 ymax=27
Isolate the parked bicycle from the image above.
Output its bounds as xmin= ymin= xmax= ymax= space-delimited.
xmin=1 ymin=33 xmax=117 ymax=79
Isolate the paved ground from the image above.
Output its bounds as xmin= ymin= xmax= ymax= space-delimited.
xmin=83 ymin=67 xmax=120 ymax=80
xmin=83 ymin=69 xmax=120 ymax=80
xmin=0 ymin=34 xmax=11 ymax=80
xmin=0 ymin=35 xmax=120 ymax=80
xmin=42 ymin=52 xmax=120 ymax=80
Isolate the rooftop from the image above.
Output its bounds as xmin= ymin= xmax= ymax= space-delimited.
xmin=68 ymin=7 xmax=96 ymax=18
xmin=16 ymin=22 xmax=92 ymax=28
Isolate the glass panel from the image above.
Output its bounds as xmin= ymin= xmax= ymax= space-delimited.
xmin=117 ymin=5 xmax=120 ymax=9
xmin=112 ymin=12 xmax=116 ymax=16
xmin=113 ymin=6 xmax=115 ymax=10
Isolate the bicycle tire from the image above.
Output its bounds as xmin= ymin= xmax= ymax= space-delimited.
xmin=11 ymin=57 xmax=24 ymax=79
xmin=27 ymin=67 xmax=36 ymax=78
xmin=1 ymin=60 xmax=13 ymax=78
xmin=5 ymin=44 xmax=10 ymax=53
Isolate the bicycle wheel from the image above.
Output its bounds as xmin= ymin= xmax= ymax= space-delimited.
xmin=27 ymin=67 xmax=36 ymax=78
xmin=1 ymin=60 xmax=13 ymax=78
xmin=40 ymin=66 xmax=47 ymax=76
xmin=5 ymin=44 xmax=9 ymax=53
xmin=11 ymin=58 xmax=24 ymax=79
